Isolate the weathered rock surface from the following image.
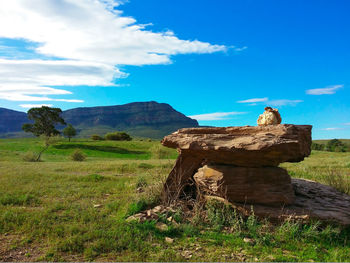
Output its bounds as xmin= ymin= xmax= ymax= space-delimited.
xmin=213 ymin=178 xmax=350 ymax=226
xmin=162 ymin=124 xmax=312 ymax=167
xmin=162 ymin=124 xmax=312 ymax=204
xmin=194 ymin=165 xmax=295 ymax=205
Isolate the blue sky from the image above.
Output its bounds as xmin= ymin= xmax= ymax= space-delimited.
xmin=0 ymin=0 xmax=349 ymax=139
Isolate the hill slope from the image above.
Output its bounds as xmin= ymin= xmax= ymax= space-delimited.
xmin=0 ymin=102 xmax=198 ymax=139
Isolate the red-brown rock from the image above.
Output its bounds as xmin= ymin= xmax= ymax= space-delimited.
xmin=162 ymin=124 xmax=312 ymax=167
xmin=194 ymin=165 xmax=295 ymax=206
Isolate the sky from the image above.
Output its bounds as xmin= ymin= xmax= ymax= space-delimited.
xmin=0 ymin=0 xmax=349 ymax=139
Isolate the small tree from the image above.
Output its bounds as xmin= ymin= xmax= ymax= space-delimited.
xmin=22 ymin=106 xmax=66 ymax=161
xmin=63 ymin=124 xmax=77 ymax=142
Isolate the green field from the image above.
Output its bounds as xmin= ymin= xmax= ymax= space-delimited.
xmin=0 ymin=138 xmax=349 ymax=261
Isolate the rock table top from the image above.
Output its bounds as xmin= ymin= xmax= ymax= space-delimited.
xmin=162 ymin=124 xmax=312 ymax=167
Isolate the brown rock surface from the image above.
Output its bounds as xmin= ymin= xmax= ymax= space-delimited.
xmin=194 ymin=165 xmax=295 ymax=205
xmin=162 ymin=124 xmax=312 ymax=167
xmin=210 ymin=179 xmax=350 ymax=226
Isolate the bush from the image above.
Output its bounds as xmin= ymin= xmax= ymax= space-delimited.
xmin=70 ymin=149 xmax=86 ymax=161
xmin=91 ymin=134 xmax=104 ymax=141
xmin=22 ymin=151 xmax=38 ymax=162
xmin=105 ymin=131 xmax=132 ymax=141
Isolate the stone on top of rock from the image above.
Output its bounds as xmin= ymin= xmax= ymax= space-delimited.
xmin=161 ymin=124 xmax=312 ymax=167
xmin=257 ymin=107 xmax=282 ymax=126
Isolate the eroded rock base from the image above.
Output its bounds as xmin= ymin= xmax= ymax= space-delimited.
xmin=194 ymin=165 xmax=295 ymax=206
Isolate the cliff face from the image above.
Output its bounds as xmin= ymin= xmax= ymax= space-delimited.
xmin=0 ymin=102 xmax=199 ymax=138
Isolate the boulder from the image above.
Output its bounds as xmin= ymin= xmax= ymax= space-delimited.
xmin=194 ymin=165 xmax=295 ymax=205
xmin=162 ymin=124 xmax=312 ymax=167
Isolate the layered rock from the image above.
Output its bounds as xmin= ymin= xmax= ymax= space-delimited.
xmin=162 ymin=124 xmax=312 ymax=203
xmin=162 ymin=124 xmax=312 ymax=167
xmin=194 ymin=165 xmax=295 ymax=206
xmin=161 ymin=122 xmax=350 ymax=225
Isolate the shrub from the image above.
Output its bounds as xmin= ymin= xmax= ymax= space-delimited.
xmin=22 ymin=151 xmax=38 ymax=162
xmin=70 ymin=149 xmax=86 ymax=161
xmin=105 ymin=131 xmax=132 ymax=141
xmin=91 ymin=134 xmax=104 ymax=141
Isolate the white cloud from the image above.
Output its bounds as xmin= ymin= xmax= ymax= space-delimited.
xmin=237 ymin=97 xmax=268 ymax=103
xmin=0 ymin=0 xmax=228 ymax=102
xmin=19 ymin=104 xmax=53 ymax=108
xmin=321 ymin=127 xmax=344 ymax=131
xmin=189 ymin=111 xmax=247 ymax=121
xmin=237 ymin=97 xmax=302 ymax=107
xmin=306 ymin=85 xmax=343 ymax=95
xmin=267 ymin=99 xmax=303 ymax=106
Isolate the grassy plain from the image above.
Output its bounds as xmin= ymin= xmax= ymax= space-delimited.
xmin=0 ymin=138 xmax=349 ymax=262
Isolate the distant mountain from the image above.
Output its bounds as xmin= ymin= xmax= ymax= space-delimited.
xmin=0 ymin=101 xmax=198 ymax=139
xmin=0 ymin=108 xmax=28 ymax=135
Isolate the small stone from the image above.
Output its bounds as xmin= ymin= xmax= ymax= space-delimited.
xmin=93 ymin=204 xmax=102 ymax=208
xmin=152 ymin=205 xmax=163 ymax=213
xmin=181 ymin=250 xmax=192 ymax=259
xmin=243 ymin=237 xmax=255 ymax=245
xmin=257 ymin=107 xmax=282 ymax=126
xmin=155 ymin=222 xmax=168 ymax=231
xmin=126 ymin=213 xmax=144 ymax=222
xmin=146 ymin=210 xmax=152 ymax=217
xmin=165 ymin=237 xmax=174 ymax=243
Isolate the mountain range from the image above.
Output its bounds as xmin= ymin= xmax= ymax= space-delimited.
xmin=0 ymin=101 xmax=199 ymax=139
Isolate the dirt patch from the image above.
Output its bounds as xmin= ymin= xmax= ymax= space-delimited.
xmin=0 ymin=234 xmax=43 ymax=262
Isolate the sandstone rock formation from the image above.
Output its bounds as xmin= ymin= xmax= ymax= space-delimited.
xmin=162 ymin=123 xmax=350 ymax=225
xmin=194 ymin=165 xmax=295 ymax=205
xmin=257 ymin=107 xmax=282 ymax=126
xmin=162 ymin=124 xmax=312 ymax=167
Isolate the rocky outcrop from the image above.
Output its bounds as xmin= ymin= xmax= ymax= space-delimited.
xmin=161 ymin=123 xmax=348 ymax=226
xmin=162 ymin=124 xmax=311 ymax=204
xmin=194 ymin=165 xmax=295 ymax=206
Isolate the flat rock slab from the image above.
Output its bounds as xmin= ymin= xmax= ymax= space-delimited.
xmin=162 ymin=124 xmax=312 ymax=167
xmin=194 ymin=165 xmax=295 ymax=205
xmin=217 ymin=179 xmax=350 ymax=226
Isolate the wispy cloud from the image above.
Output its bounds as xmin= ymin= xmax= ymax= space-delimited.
xmin=268 ymin=99 xmax=303 ymax=106
xmin=237 ymin=97 xmax=268 ymax=103
xmin=321 ymin=127 xmax=344 ymax=131
xmin=19 ymin=104 xmax=53 ymax=108
xmin=0 ymin=0 xmax=228 ymax=102
xmin=306 ymin=85 xmax=343 ymax=95
xmin=189 ymin=111 xmax=247 ymax=121
xmin=237 ymin=97 xmax=302 ymax=107
xmin=344 ymin=123 xmax=350 ymax=125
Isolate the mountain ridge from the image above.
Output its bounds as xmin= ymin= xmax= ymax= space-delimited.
xmin=0 ymin=101 xmax=198 ymax=139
